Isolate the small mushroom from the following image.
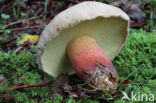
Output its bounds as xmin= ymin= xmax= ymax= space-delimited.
xmin=38 ymin=1 xmax=130 ymax=93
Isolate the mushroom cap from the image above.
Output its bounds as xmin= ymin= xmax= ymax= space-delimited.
xmin=37 ymin=1 xmax=130 ymax=77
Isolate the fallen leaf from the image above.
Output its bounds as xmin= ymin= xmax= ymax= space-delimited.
xmin=19 ymin=33 xmax=39 ymax=44
xmin=111 ymin=0 xmax=144 ymax=23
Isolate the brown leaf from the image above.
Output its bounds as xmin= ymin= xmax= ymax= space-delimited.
xmin=112 ymin=0 xmax=144 ymax=23
xmin=0 ymin=94 xmax=15 ymax=101
xmin=130 ymin=21 xmax=144 ymax=28
xmin=127 ymin=4 xmax=144 ymax=22
xmin=48 ymin=73 xmax=72 ymax=98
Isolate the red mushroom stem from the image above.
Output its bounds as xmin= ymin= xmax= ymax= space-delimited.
xmin=67 ymin=35 xmax=119 ymax=93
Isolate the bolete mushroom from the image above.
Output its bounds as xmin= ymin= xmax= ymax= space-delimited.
xmin=38 ymin=1 xmax=130 ymax=93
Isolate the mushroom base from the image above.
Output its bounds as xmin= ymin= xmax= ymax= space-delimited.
xmin=86 ymin=62 xmax=119 ymax=94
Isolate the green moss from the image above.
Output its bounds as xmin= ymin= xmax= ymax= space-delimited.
xmin=113 ymin=29 xmax=156 ymax=102
xmin=0 ymin=51 xmax=54 ymax=103
xmin=114 ymin=29 xmax=155 ymax=84
xmin=0 ymin=29 xmax=155 ymax=103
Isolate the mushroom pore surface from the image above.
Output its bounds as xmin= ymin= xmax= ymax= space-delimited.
xmin=41 ymin=17 xmax=128 ymax=77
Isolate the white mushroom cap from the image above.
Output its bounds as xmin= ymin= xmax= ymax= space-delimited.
xmin=37 ymin=1 xmax=130 ymax=77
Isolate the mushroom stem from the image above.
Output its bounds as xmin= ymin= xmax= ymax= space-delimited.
xmin=67 ymin=35 xmax=119 ymax=93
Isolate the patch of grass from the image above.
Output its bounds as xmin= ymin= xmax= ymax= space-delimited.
xmin=0 ymin=29 xmax=155 ymax=102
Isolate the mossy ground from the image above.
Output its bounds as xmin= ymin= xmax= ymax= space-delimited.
xmin=0 ymin=29 xmax=156 ymax=103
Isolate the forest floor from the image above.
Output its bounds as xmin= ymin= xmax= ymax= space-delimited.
xmin=0 ymin=0 xmax=156 ymax=103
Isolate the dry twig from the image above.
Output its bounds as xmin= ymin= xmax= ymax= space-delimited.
xmin=9 ymin=80 xmax=50 ymax=90
xmin=5 ymin=17 xmax=38 ymax=27
xmin=0 ymin=25 xmax=43 ymax=32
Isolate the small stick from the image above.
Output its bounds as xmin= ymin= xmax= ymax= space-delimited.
xmin=72 ymin=82 xmax=88 ymax=87
xmin=5 ymin=17 xmax=38 ymax=27
xmin=9 ymin=80 xmax=50 ymax=90
xmin=80 ymin=87 xmax=99 ymax=93
xmin=13 ymin=46 xmax=23 ymax=54
xmin=0 ymin=25 xmax=43 ymax=32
